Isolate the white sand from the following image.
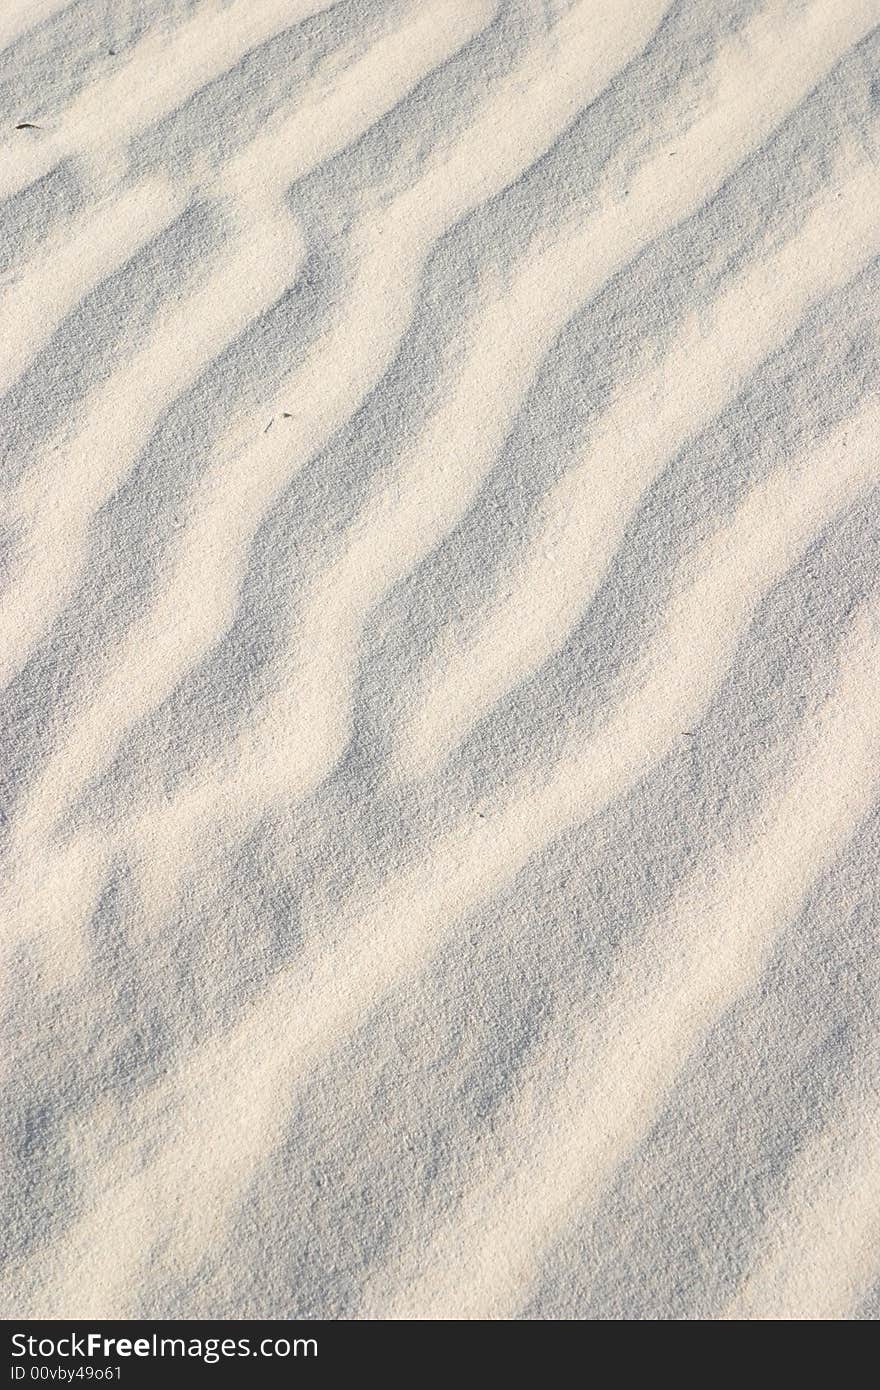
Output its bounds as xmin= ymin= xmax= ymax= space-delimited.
xmin=1 ymin=0 xmax=879 ymax=1320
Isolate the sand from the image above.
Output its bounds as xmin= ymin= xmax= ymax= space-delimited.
xmin=1 ymin=0 xmax=879 ymax=1321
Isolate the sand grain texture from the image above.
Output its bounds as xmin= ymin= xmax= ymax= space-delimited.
xmin=1 ymin=0 xmax=879 ymax=1321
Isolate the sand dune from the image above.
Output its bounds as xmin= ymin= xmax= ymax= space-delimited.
xmin=1 ymin=0 xmax=879 ymax=1321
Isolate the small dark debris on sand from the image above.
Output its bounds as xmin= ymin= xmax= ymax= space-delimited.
xmin=15 ymin=122 xmax=43 ymax=130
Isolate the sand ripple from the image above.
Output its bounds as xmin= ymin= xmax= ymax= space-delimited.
xmin=1 ymin=0 xmax=879 ymax=1320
